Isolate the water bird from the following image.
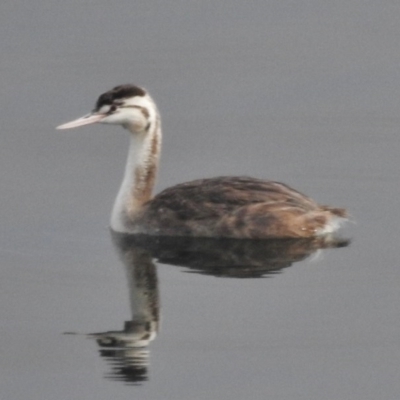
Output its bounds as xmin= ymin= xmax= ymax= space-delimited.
xmin=57 ymin=84 xmax=347 ymax=238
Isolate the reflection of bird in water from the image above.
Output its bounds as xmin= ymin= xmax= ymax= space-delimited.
xmin=116 ymin=233 xmax=349 ymax=279
xmin=57 ymin=84 xmax=347 ymax=239
xmin=65 ymin=232 xmax=348 ymax=385
xmin=84 ymin=236 xmax=160 ymax=385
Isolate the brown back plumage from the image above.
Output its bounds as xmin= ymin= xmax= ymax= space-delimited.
xmin=131 ymin=176 xmax=346 ymax=238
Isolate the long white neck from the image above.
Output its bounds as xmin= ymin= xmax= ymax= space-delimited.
xmin=111 ymin=119 xmax=161 ymax=232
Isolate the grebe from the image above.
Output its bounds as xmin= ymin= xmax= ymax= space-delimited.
xmin=57 ymin=84 xmax=347 ymax=238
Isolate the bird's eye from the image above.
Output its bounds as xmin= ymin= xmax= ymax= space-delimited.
xmin=109 ymin=104 xmax=117 ymax=113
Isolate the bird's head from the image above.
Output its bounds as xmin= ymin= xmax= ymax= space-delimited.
xmin=57 ymin=84 xmax=158 ymax=133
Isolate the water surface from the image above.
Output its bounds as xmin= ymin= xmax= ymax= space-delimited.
xmin=1 ymin=2 xmax=400 ymax=399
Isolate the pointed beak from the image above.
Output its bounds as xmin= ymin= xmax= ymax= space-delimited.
xmin=56 ymin=113 xmax=106 ymax=130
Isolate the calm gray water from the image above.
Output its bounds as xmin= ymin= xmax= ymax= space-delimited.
xmin=1 ymin=1 xmax=400 ymax=399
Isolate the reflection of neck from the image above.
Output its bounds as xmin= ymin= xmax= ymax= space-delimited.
xmin=111 ymin=119 xmax=161 ymax=232
xmin=125 ymin=247 xmax=159 ymax=337
xmin=111 ymin=232 xmax=160 ymax=347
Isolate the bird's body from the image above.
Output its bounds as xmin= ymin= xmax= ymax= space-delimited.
xmin=128 ymin=176 xmax=345 ymax=238
xmin=57 ymin=84 xmax=346 ymax=239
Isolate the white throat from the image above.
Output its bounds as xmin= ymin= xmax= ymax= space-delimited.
xmin=111 ymin=120 xmax=161 ymax=233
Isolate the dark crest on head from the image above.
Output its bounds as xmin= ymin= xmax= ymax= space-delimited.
xmin=95 ymin=85 xmax=146 ymax=110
